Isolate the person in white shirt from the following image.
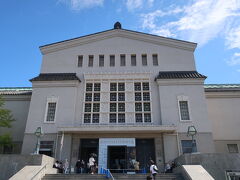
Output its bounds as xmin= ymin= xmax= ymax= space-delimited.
xmin=89 ymin=155 xmax=95 ymax=174
xmin=149 ymin=160 xmax=158 ymax=180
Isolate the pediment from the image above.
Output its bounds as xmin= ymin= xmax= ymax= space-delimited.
xmin=40 ymin=29 xmax=197 ymax=55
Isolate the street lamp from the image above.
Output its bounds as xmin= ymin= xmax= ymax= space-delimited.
xmin=187 ymin=126 xmax=197 ymax=153
xmin=34 ymin=127 xmax=43 ymax=154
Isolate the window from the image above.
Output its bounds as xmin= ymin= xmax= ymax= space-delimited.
xmin=144 ymin=103 xmax=151 ymax=111
xmin=118 ymin=103 xmax=125 ymax=112
xmin=78 ymin=55 xmax=83 ymax=67
xmin=118 ymin=114 xmax=125 ymax=123
xmin=179 ymin=101 xmax=190 ymax=120
xmin=153 ymin=54 xmax=158 ymax=66
xmin=99 ymin=55 xmax=104 ymax=67
xmin=85 ymin=93 xmax=92 ymax=101
xmin=142 ymin=54 xmax=147 ymax=66
xmin=93 ymin=103 xmax=100 ymax=112
xmin=86 ymin=83 xmax=93 ymax=91
xmin=45 ymin=101 xmax=57 ymax=122
xmin=110 ymin=83 xmax=117 ymax=91
xmin=227 ymin=144 xmax=239 ymax=153
xmin=120 ymin=54 xmax=126 ymax=66
xmin=92 ymin=114 xmax=99 ymax=123
xmin=143 ymin=82 xmax=149 ymax=91
xmin=110 ymin=93 xmax=117 ymax=101
xmin=93 ymin=93 xmax=100 ymax=101
xmin=136 ymin=113 xmax=142 ymax=123
xmin=118 ymin=83 xmax=125 ymax=91
xmin=94 ymin=83 xmax=101 ymax=91
xmin=39 ymin=141 xmax=54 ymax=157
xmin=110 ymin=55 xmax=115 ymax=67
xmin=88 ymin=55 xmax=94 ymax=67
xmin=84 ymin=114 xmax=91 ymax=123
xmin=143 ymin=92 xmax=150 ymax=101
xmin=110 ymin=103 xmax=117 ymax=112
xmin=134 ymin=83 xmax=141 ymax=91
xmin=181 ymin=140 xmax=197 ymax=154
xmin=135 ymin=93 xmax=141 ymax=101
xmin=118 ymin=93 xmax=125 ymax=101
xmin=131 ymin=54 xmax=136 ymax=66
xmin=110 ymin=114 xmax=117 ymax=123
xmin=144 ymin=113 xmax=151 ymax=122
xmin=84 ymin=103 xmax=91 ymax=112
xmin=135 ymin=103 xmax=142 ymax=111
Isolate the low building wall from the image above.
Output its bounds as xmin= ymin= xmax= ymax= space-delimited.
xmin=0 ymin=154 xmax=55 ymax=180
xmin=174 ymin=153 xmax=240 ymax=180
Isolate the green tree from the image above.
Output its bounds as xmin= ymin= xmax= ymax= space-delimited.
xmin=0 ymin=95 xmax=15 ymax=147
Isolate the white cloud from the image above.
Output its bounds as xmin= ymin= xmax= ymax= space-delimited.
xmin=227 ymin=53 xmax=240 ymax=66
xmin=59 ymin=0 xmax=104 ymax=11
xmin=141 ymin=0 xmax=240 ymax=46
xmin=226 ymin=26 xmax=240 ymax=49
xmin=126 ymin=0 xmax=154 ymax=11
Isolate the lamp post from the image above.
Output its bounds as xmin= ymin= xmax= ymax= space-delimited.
xmin=34 ymin=127 xmax=43 ymax=154
xmin=187 ymin=126 xmax=197 ymax=153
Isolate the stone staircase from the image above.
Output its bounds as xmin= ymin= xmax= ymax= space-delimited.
xmin=42 ymin=173 xmax=184 ymax=180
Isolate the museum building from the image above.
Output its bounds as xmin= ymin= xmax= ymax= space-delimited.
xmin=1 ymin=22 xmax=240 ymax=172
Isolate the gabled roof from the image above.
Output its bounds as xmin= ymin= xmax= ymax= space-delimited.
xmin=39 ymin=27 xmax=197 ymax=55
xmin=30 ymin=73 xmax=81 ymax=82
xmin=156 ymin=71 xmax=207 ymax=80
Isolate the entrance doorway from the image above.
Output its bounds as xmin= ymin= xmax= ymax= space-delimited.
xmin=108 ymin=146 xmax=127 ymax=172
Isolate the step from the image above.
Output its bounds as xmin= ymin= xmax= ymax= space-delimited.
xmin=42 ymin=174 xmax=107 ymax=180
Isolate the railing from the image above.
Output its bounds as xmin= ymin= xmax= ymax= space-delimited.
xmin=100 ymin=167 xmax=115 ymax=180
xmin=31 ymin=164 xmax=47 ymax=180
xmin=107 ymin=168 xmax=147 ymax=174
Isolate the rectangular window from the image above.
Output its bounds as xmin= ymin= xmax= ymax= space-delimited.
xmin=110 ymin=83 xmax=117 ymax=91
xmin=93 ymin=93 xmax=100 ymax=101
xmin=143 ymin=92 xmax=150 ymax=101
xmin=110 ymin=114 xmax=117 ymax=123
xmin=135 ymin=113 xmax=143 ymax=123
xmin=86 ymin=83 xmax=93 ymax=91
xmin=39 ymin=141 xmax=54 ymax=156
xmin=179 ymin=101 xmax=190 ymax=120
xmin=131 ymin=54 xmax=136 ymax=66
xmin=84 ymin=114 xmax=91 ymax=123
xmin=135 ymin=93 xmax=142 ymax=101
xmin=88 ymin=55 xmax=94 ymax=67
xmin=135 ymin=103 xmax=142 ymax=112
xmin=142 ymin=54 xmax=147 ymax=66
xmin=153 ymin=54 xmax=158 ymax=66
xmin=181 ymin=140 xmax=197 ymax=154
xmin=99 ymin=55 xmax=104 ymax=67
xmin=93 ymin=103 xmax=100 ymax=112
xmin=110 ymin=103 xmax=117 ymax=112
xmin=118 ymin=103 xmax=125 ymax=112
xmin=46 ymin=102 xmax=57 ymax=122
xmin=78 ymin=55 xmax=83 ymax=67
xmin=85 ymin=93 xmax=92 ymax=101
xmin=118 ymin=93 xmax=125 ymax=101
xmin=110 ymin=55 xmax=115 ymax=67
xmin=134 ymin=83 xmax=141 ymax=91
xmin=118 ymin=83 xmax=125 ymax=91
xmin=118 ymin=113 xmax=125 ymax=123
xmin=94 ymin=83 xmax=101 ymax=91
xmin=144 ymin=103 xmax=151 ymax=111
xmin=84 ymin=103 xmax=91 ymax=112
xmin=92 ymin=114 xmax=99 ymax=123
xmin=142 ymin=82 xmax=149 ymax=91
xmin=144 ymin=113 xmax=151 ymax=122
xmin=120 ymin=54 xmax=126 ymax=66
xmin=227 ymin=144 xmax=239 ymax=153
xmin=110 ymin=93 xmax=117 ymax=101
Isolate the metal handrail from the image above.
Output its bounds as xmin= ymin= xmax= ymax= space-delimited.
xmin=100 ymin=168 xmax=115 ymax=180
xmin=31 ymin=164 xmax=47 ymax=180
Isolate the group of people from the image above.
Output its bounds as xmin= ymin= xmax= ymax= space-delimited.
xmin=53 ymin=159 xmax=69 ymax=174
xmin=75 ymin=153 xmax=97 ymax=174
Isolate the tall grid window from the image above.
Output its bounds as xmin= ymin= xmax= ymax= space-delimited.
xmin=142 ymin=54 xmax=147 ymax=66
xmin=153 ymin=54 xmax=158 ymax=66
xmin=88 ymin=55 xmax=94 ymax=67
xmin=46 ymin=102 xmax=57 ymax=122
xmin=179 ymin=101 xmax=190 ymax=120
xmin=134 ymin=82 xmax=151 ymax=123
xmin=120 ymin=54 xmax=126 ymax=66
xmin=109 ymin=82 xmax=125 ymax=123
xmin=99 ymin=55 xmax=104 ymax=67
xmin=131 ymin=54 xmax=137 ymax=66
xmin=78 ymin=55 xmax=83 ymax=67
xmin=110 ymin=55 xmax=115 ymax=67
xmin=84 ymin=82 xmax=100 ymax=123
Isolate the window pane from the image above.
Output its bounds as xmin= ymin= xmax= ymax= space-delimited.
xmin=84 ymin=114 xmax=91 ymax=123
xmin=120 ymin=54 xmax=126 ymax=66
xmin=118 ymin=113 xmax=125 ymax=123
xmin=134 ymin=83 xmax=141 ymax=91
xmin=142 ymin=54 xmax=147 ymax=66
xmin=131 ymin=54 xmax=136 ymax=66
xmin=143 ymin=92 xmax=150 ymax=101
xmin=135 ymin=103 xmax=142 ymax=111
xmin=118 ymin=103 xmax=125 ymax=112
xmin=110 ymin=113 xmax=117 ymax=123
xmin=93 ymin=103 xmax=100 ymax=112
xmin=110 ymin=83 xmax=117 ymax=91
xmin=84 ymin=103 xmax=91 ymax=112
xmin=99 ymin=55 xmax=104 ymax=67
xmin=144 ymin=103 xmax=151 ymax=111
xmin=85 ymin=93 xmax=92 ymax=101
xmin=46 ymin=102 xmax=56 ymax=122
xmin=181 ymin=140 xmax=197 ymax=154
xmin=142 ymin=82 xmax=149 ymax=91
xmin=135 ymin=92 xmax=142 ymax=101
xmin=118 ymin=83 xmax=125 ymax=91
xmin=78 ymin=55 xmax=83 ymax=67
xmin=94 ymin=83 xmax=101 ymax=91
xmin=88 ymin=55 xmax=93 ymax=67
xmin=92 ymin=114 xmax=99 ymax=123
xmin=110 ymin=55 xmax=115 ymax=67
xmin=110 ymin=103 xmax=117 ymax=112
xmin=118 ymin=93 xmax=125 ymax=101
xmin=144 ymin=113 xmax=151 ymax=122
xmin=227 ymin=144 xmax=239 ymax=153
xmin=153 ymin=54 xmax=158 ymax=66
xmin=110 ymin=93 xmax=117 ymax=101
xmin=179 ymin=101 xmax=190 ymax=120
xmin=94 ymin=93 xmax=100 ymax=101
xmin=135 ymin=113 xmax=143 ymax=123
xmin=86 ymin=83 xmax=93 ymax=91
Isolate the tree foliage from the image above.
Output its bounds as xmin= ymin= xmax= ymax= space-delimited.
xmin=0 ymin=95 xmax=15 ymax=147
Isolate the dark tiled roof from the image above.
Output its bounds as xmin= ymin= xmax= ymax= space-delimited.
xmin=204 ymin=84 xmax=240 ymax=92
xmin=0 ymin=87 xmax=32 ymax=95
xmin=30 ymin=73 xmax=81 ymax=82
xmin=156 ymin=71 xmax=207 ymax=80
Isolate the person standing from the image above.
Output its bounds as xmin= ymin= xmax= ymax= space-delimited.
xmin=64 ymin=159 xmax=69 ymax=174
xmin=150 ymin=160 xmax=158 ymax=180
xmin=89 ymin=154 xmax=95 ymax=174
xmin=75 ymin=159 xmax=81 ymax=173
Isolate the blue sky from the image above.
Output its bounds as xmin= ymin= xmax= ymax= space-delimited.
xmin=0 ymin=0 xmax=240 ymax=87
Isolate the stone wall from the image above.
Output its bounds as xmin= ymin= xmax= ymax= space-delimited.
xmin=174 ymin=153 xmax=240 ymax=180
